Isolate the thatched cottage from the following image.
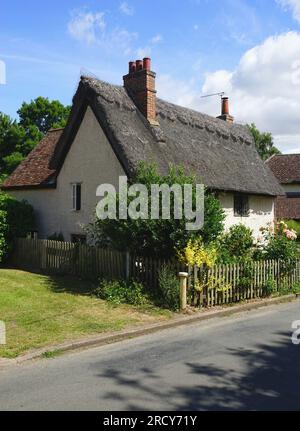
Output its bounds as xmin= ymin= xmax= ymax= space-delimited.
xmin=3 ymin=58 xmax=283 ymax=242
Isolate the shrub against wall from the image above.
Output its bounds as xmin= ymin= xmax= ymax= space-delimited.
xmin=217 ymin=224 xmax=254 ymax=264
xmin=255 ymin=221 xmax=299 ymax=267
xmin=0 ymin=192 xmax=35 ymax=262
xmin=88 ymin=162 xmax=225 ymax=259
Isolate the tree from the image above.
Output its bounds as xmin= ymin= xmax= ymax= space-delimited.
xmin=88 ymin=163 xmax=225 ymax=259
xmin=247 ymin=123 xmax=281 ymax=161
xmin=18 ymin=97 xmax=71 ymax=134
xmin=0 ymin=97 xmax=71 ymax=181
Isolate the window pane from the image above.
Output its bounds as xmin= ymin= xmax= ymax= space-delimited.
xmin=234 ymin=195 xmax=249 ymax=217
xmin=76 ymin=184 xmax=81 ymax=211
xmin=72 ymin=184 xmax=76 ymax=210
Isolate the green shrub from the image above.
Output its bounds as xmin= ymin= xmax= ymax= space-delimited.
xmin=158 ymin=265 xmax=180 ymax=311
xmin=257 ymin=222 xmax=299 ymax=275
xmin=95 ymin=279 xmax=147 ymax=306
xmin=0 ymin=210 xmax=9 ymax=261
xmin=0 ymin=192 xmax=34 ymax=262
xmin=217 ymin=224 xmax=254 ymax=264
xmin=292 ymin=283 xmax=300 ymax=295
xmin=87 ymin=162 xmax=225 ymax=259
xmin=265 ymin=278 xmax=277 ymax=297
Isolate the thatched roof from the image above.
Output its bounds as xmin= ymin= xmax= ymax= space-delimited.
xmin=3 ymin=76 xmax=283 ymax=196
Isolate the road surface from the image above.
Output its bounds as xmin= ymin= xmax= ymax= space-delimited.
xmin=1 ymin=301 xmax=300 ymax=411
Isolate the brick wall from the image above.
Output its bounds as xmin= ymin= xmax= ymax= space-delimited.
xmin=123 ymin=69 xmax=157 ymax=123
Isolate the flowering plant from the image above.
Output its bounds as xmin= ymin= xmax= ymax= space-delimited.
xmin=259 ymin=221 xmax=297 ymax=242
xmin=178 ymin=238 xmax=218 ymax=269
xmin=255 ymin=221 xmax=299 ymax=274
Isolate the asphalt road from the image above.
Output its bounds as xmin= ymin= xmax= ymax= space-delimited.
xmin=1 ymin=301 xmax=300 ymax=411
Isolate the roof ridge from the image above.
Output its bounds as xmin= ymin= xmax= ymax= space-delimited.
xmin=48 ymin=128 xmax=65 ymax=132
xmin=82 ymin=76 xmax=248 ymax=135
xmin=276 ymin=153 xmax=300 ymax=157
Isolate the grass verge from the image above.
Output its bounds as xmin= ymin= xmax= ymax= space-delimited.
xmin=0 ymin=269 xmax=172 ymax=359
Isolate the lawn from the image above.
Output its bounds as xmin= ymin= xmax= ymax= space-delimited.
xmin=0 ymin=269 xmax=171 ymax=358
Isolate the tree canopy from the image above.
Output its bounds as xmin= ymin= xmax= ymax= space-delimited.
xmin=0 ymin=97 xmax=70 ymax=182
xmin=247 ymin=123 xmax=281 ymax=161
xmin=18 ymin=97 xmax=70 ymax=135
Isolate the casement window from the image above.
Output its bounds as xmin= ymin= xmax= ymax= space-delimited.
xmin=72 ymin=183 xmax=82 ymax=211
xmin=234 ymin=194 xmax=249 ymax=217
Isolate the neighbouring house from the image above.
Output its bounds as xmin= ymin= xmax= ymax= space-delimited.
xmin=2 ymin=58 xmax=283 ymax=242
xmin=266 ymin=154 xmax=300 ymax=221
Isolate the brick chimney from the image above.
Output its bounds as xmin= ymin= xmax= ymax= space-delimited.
xmin=217 ymin=97 xmax=234 ymax=123
xmin=123 ymin=58 xmax=158 ymax=125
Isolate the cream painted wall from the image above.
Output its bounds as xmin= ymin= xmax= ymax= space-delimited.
xmin=9 ymin=107 xmax=125 ymax=241
xmin=218 ymin=193 xmax=275 ymax=239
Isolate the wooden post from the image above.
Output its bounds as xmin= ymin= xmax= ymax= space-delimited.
xmin=179 ymin=272 xmax=188 ymax=312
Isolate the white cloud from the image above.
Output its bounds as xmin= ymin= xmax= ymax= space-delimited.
xmin=136 ymin=35 xmax=163 ymax=58
xmin=119 ymin=2 xmax=134 ymax=16
xmin=278 ymin=0 xmax=300 ymax=22
xmin=68 ymin=9 xmax=137 ymax=55
xmin=157 ymin=32 xmax=300 ymax=153
xmin=150 ymin=34 xmax=163 ymax=44
xmin=68 ymin=10 xmax=106 ymax=45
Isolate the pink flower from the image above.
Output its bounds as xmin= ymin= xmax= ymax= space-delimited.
xmin=284 ymin=229 xmax=297 ymax=241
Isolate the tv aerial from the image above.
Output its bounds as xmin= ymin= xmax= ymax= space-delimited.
xmin=201 ymin=92 xmax=225 ymax=99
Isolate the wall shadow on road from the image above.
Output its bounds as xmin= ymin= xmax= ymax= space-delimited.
xmin=95 ymin=331 xmax=300 ymax=411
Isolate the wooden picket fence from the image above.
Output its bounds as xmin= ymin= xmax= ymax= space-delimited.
xmin=10 ymin=238 xmax=181 ymax=290
xmin=189 ymin=259 xmax=300 ymax=307
xmin=10 ymin=238 xmax=300 ymax=308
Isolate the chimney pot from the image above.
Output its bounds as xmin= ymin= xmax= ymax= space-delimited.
xmin=217 ymin=96 xmax=234 ymax=123
xmin=221 ymin=97 xmax=229 ymax=116
xmin=136 ymin=60 xmax=143 ymax=71
xmin=143 ymin=57 xmax=151 ymax=71
xmin=129 ymin=61 xmax=136 ymax=74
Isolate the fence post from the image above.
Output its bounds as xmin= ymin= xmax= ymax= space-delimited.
xmin=179 ymin=272 xmax=188 ymax=312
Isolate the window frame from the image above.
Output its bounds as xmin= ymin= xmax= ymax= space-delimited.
xmin=71 ymin=183 xmax=82 ymax=212
xmin=234 ymin=194 xmax=250 ymax=218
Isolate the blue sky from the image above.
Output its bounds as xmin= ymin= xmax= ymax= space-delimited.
xmin=1 ymin=0 xmax=300 ymax=152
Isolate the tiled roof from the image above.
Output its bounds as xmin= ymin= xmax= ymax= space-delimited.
xmin=2 ymin=129 xmax=63 ymax=189
xmin=266 ymin=154 xmax=300 ymax=184
xmin=275 ymin=196 xmax=300 ymax=220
